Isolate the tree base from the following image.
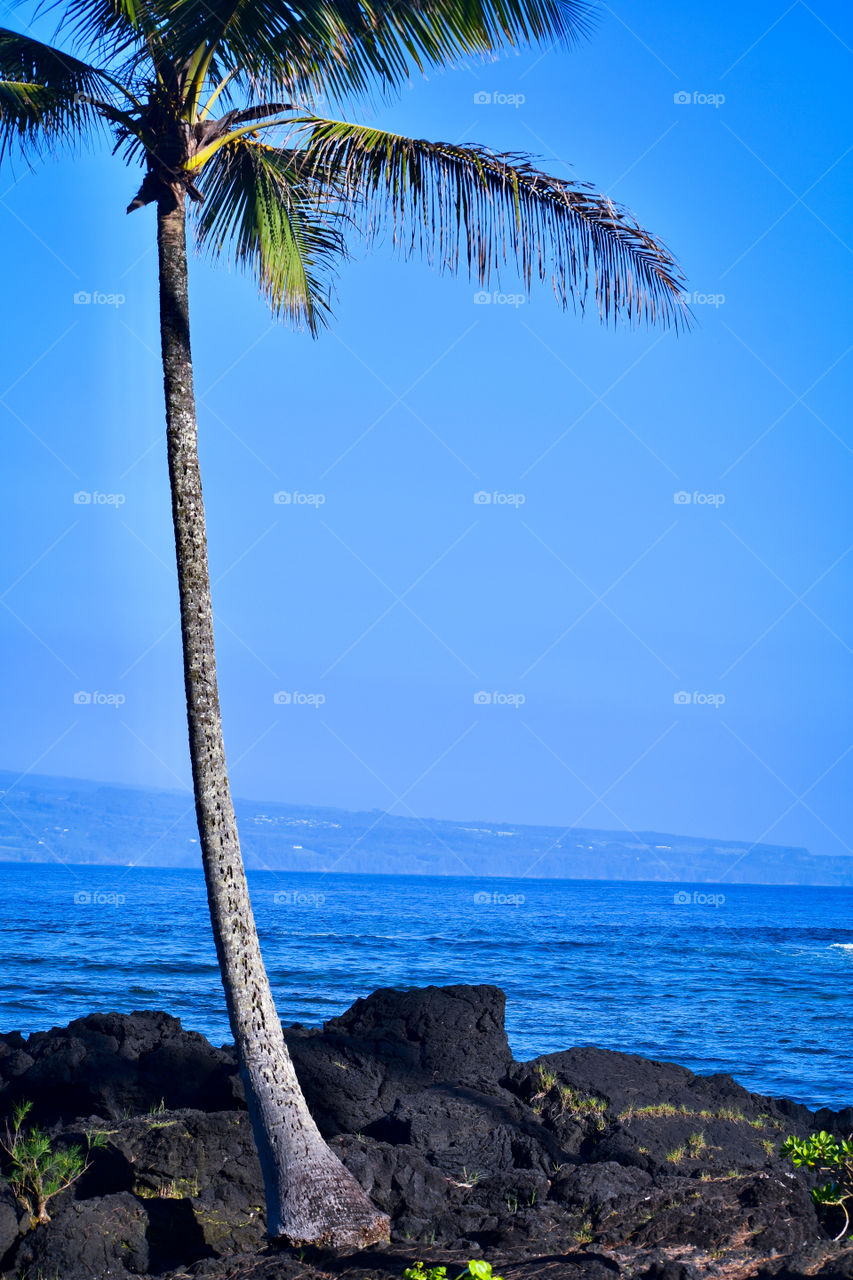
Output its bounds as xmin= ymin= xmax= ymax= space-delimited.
xmin=268 ymin=1146 xmax=391 ymax=1249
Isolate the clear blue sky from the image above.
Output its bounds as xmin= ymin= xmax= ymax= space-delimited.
xmin=1 ymin=0 xmax=851 ymax=859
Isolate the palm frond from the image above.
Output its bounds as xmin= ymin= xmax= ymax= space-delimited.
xmin=52 ymin=0 xmax=152 ymax=57
xmin=297 ymin=117 xmax=689 ymax=329
xmin=0 ymin=28 xmax=114 ymax=157
xmin=158 ymin=0 xmax=593 ymax=104
xmin=193 ymin=136 xmax=346 ymax=333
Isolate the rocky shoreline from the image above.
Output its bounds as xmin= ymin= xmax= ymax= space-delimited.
xmin=0 ymin=984 xmax=850 ymax=1280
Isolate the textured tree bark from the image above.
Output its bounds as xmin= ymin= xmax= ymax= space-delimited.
xmin=156 ymin=198 xmax=390 ymax=1249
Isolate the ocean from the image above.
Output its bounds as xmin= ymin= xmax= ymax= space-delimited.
xmin=0 ymin=863 xmax=850 ymax=1111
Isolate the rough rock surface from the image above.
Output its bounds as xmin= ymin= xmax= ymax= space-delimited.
xmin=0 ymin=984 xmax=849 ymax=1280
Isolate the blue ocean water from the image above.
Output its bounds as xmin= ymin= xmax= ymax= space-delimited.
xmin=0 ymin=863 xmax=850 ymax=1111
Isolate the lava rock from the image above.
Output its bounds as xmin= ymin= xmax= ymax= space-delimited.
xmin=0 ymin=984 xmax=847 ymax=1280
xmin=283 ymin=984 xmax=513 ymax=1136
xmin=0 ymin=1011 xmax=243 ymax=1124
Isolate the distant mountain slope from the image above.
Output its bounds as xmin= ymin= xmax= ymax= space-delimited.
xmin=0 ymin=770 xmax=850 ymax=885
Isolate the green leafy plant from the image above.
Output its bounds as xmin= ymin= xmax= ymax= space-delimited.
xmin=404 ymin=1264 xmax=447 ymax=1280
xmin=1 ymin=1101 xmax=89 ymax=1225
xmin=782 ymin=1132 xmax=853 ymax=1240
xmin=403 ymin=1262 xmax=504 ymax=1280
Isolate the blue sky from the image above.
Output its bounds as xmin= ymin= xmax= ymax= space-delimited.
xmin=1 ymin=0 xmax=851 ymax=860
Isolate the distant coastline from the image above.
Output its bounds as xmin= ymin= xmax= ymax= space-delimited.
xmin=1 ymin=769 xmax=851 ymax=886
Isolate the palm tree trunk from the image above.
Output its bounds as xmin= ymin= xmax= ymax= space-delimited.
xmin=155 ymin=197 xmax=390 ymax=1250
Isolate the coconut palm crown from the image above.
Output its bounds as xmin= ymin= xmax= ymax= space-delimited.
xmin=1 ymin=0 xmax=687 ymax=331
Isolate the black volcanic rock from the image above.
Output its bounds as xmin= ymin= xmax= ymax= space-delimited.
xmin=0 ymin=1010 xmax=243 ymax=1124
xmin=281 ymin=983 xmax=512 ymax=1136
xmin=0 ymin=984 xmax=850 ymax=1280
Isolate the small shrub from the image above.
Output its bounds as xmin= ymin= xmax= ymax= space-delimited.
xmin=782 ymin=1131 xmax=853 ymax=1240
xmin=403 ymin=1265 xmax=443 ymax=1280
xmin=84 ymin=1127 xmax=111 ymax=1150
xmin=1 ymin=1101 xmax=88 ymax=1225
xmin=404 ymin=1263 xmax=504 ymax=1280
xmin=534 ymin=1066 xmax=557 ymax=1092
xmin=575 ymin=1218 xmax=594 ymax=1244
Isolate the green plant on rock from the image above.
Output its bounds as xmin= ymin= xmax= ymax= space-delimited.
xmin=1 ymin=1101 xmax=89 ymax=1225
xmin=404 ymin=1262 xmax=504 ymax=1280
xmin=531 ymin=1069 xmax=607 ymax=1129
xmin=782 ymin=1132 xmax=853 ymax=1241
xmin=574 ymin=1217 xmax=594 ymax=1244
xmin=463 ymin=1264 xmax=504 ymax=1280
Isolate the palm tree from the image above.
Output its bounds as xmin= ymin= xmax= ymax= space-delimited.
xmin=0 ymin=0 xmax=687 ymax=1249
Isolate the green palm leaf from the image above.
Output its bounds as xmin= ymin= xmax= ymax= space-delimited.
xmin=0 ymin=28 xmax=117 ymax=157
xmin=54 ymin=0 xmax=151 ymax=58
xmin=194 ymin=136 xmax=346 ymax=333
xmin=158 ymin=0 xmax=593 ymax=105
xmin=297 ymin=117 xmax=688 ymax=328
